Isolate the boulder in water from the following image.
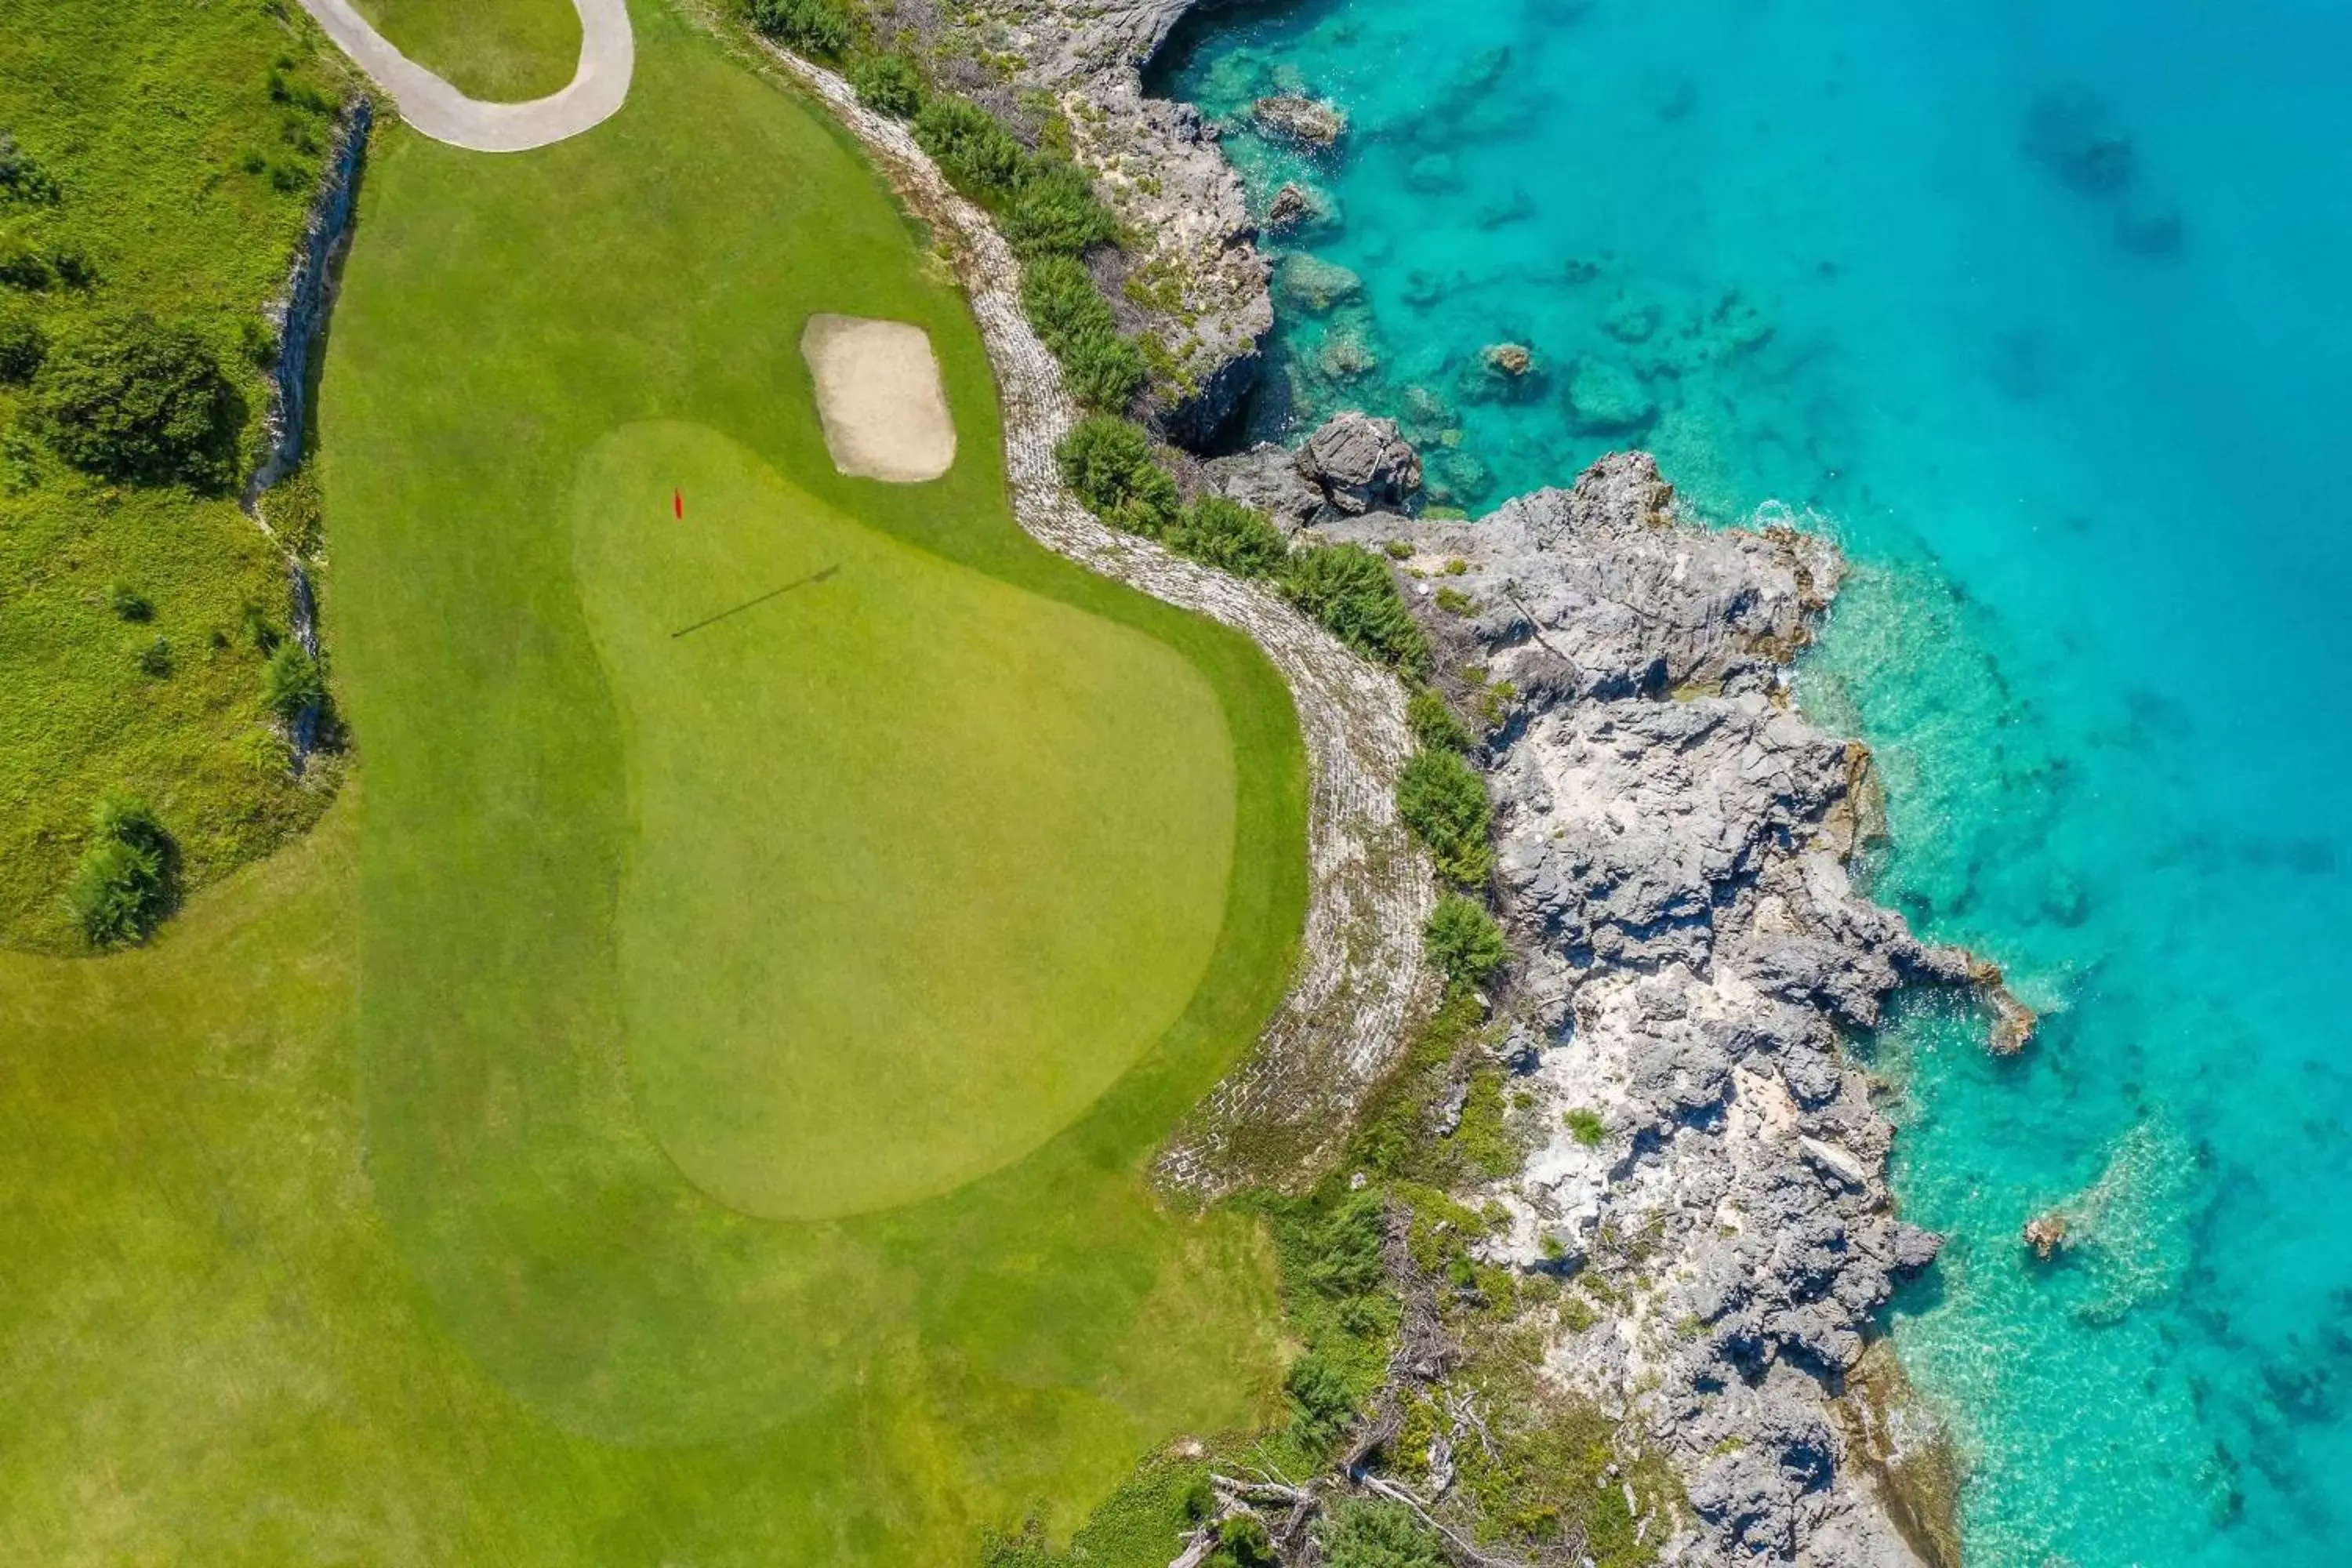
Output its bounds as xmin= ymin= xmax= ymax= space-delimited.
xmin=1295 ymin=410 xmax=1423 ymax=514
xmin=2024 ymin=1210 xmax=2071 ymax=1261
xmin=1276 ymin=253 xmax=1363 ymax=314
xmin=1253 ymin=95 xmax=1347 ymax=145
xmin=1563 ymin=355 xmax=1657 ymax=434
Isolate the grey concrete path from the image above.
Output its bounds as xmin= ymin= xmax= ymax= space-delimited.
xmin=296 ymin=0 xmax=633 ymax=152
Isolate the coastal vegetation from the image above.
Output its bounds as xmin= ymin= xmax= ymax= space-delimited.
xmin=0 ymin=0 xmax=351 ymax=949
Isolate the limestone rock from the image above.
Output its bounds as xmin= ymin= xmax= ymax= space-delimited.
xmin=1251 ymin=94 xmax=1346 ymax=144
xmin=1294 ymin=411 xmax=1421 ymax=515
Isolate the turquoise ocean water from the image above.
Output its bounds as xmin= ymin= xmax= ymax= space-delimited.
xmin=1162 ymin=2 xmax=2352 ymax=1560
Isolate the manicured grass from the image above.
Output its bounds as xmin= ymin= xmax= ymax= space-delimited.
xmin=0 ymin=0 xmax=1309 ymax=1560
xmin=352 ymin=0 xmax=583 ymax=102
xmin=575 ymin=420 xmax=1235 ymax=1218
xmin=0 ymin=0 xmax=354 ymax=949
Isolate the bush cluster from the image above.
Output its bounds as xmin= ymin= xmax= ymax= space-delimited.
xmin=1020 ymin=254 xmax=1144 ymax=412
xmin=0 ymin=308 xmax=44 ymax=383
xmin=747 ymin=0 xmax=852 ymax=57
xmin=848 ymin=53 xmax=920 ymax=118
xmin=263 ymin=641 xmax=325 ymax=724
xmin=1171 ymin=493 xmax=1287 ymax=578
xmin=1055 ymin=416 xmax=1178 ymax=535
xmin=1397 ymin=746 xmax=1493 ymax=886
xmin=1424 ymin=893 xmax=1505 ymax=989
xmin=1279 ymin=543 xmax=1432 ymax=675
xmin=70 ymin=795 xmax=177 ymax=947
xmin=913 ymin=99 xmax=1116 ymax=257
xmin=1318 ymin=1500 xmax=1448 ymax=1568
xmin=33 ymin=312 xmax=243 ymax=490
xmin=1406 ymin=685 xmax=1473 ymax=753
xmin=0 ymin=129 xmax=62 ymax=206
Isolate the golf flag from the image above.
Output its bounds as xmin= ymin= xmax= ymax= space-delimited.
xmin=673 ymin=488 xmax=684 ymax=519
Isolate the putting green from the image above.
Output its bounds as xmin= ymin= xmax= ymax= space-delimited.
xmin=575 ymin=422 xmax=1234 ymax=1218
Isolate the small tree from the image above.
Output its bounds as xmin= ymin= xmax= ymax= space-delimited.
xmin=34 ymin=313 xmax=242 ymax=489
xmin=1424 ymin=893 xmax=1505 ymax=989
xmin=70 ymin=794 xmax=177 ymax=947
xmin=849 ymin=53 xmax=920 ymax=118
xmin=1054 ymin=416 xmax=1178 ymax=536
xmin=1171 ymin=494 xmax=1287 ymax=578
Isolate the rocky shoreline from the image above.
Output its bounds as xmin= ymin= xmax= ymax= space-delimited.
xmin=976 ymin=5 xmax=2018 ymax=1559
xmin=1297 ymin=449 xmax=1991 ymax=1566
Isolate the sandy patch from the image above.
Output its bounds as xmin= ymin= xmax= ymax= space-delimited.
xmin=800 ymin=314 xmax=956 ymax=483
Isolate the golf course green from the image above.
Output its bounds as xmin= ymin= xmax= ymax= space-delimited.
xmin=0 ymin=1 xmax=1309 ymax=1559
xmin=574 ymin=421 xmax=1236 ymax=1219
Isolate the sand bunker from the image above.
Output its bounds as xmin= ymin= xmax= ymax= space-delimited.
xmin=800 ymin=314 xmax=956 ymax=483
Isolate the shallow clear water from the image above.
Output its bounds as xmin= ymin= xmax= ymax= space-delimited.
xmin=1165 ymin=2 xmax=2352 ymax=1559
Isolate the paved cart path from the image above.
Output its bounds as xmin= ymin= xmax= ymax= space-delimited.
xmin=296 ymin=0 xmax=632 ymax=151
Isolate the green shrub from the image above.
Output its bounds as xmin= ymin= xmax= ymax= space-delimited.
xmin=1020 ymin=255 xmax=1144 ymax=411
xmin=70 ymin=795 xmax=177 ymax=947
xmin=262 ymin=640 xmax=324 ymax=723
xmin=1564 ymin=1107 xmax=1606 ymax=1147
xmin=849 ymin=52 xmax=920 ymax=117
xmin=0 ymin=129 xmax=62 ymax=206
xmin=1397 ymin=746 xmax=1493 ymax=885
xmin=1318 ymin=1499 xmax=1448 ymax=1568
xmin=1054 ymin=416 xmax=1178 ymax=536
xmin=107 ymin=582 xmax=152 ymax=621
xmin=1304 ymin=1188 xmax=1388 ymax=1298
xmin=33 ymin=313 xmax=243 ymax=490
xmin=1208 ymin=1515 xmax=1278 ymax=1568
xmin=0 ymin=308 xmax=45 ymax=382
xmin=1406 ymin=686 xmax=1472 ymax=753
xmin=134 ymin=634 xmax=172 ymax=677
xmin=1002 ymin=160 xmax=1116 ymax=256
xmin=0 ymin=236 xmax=53 ymax=291
xmin=746 ymin=0 xmax=852 ymax=56
xmin=914 ymin=97 xmax=1025 ymax=198
xmin=1283 ymin=1348 xmax=1358 ymax=1449
xmin=1058 ymin=328 xmax=1146 ymax=412
xmin=1425 ymin=894 xmax=1505 ymax=989
xmin=1280 ymin=543 xmax=1431 ymax=674
xmin=1172 ymin=494 xmax=1287 ymax=578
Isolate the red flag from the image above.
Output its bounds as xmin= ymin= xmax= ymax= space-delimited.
xmin=673 ymin=488 xmax=684 ymax=519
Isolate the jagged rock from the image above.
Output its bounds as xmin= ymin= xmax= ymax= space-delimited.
xmin=1252 ymin=93 xmax=1346 ymax=144
xmin=1201 ymin=441 xmax=1323 ymax=532
xmin=2024 ymin=1210 xmax=2071 ymax=1260
xmin=1264 ymin=179 xmax=1337 ymax=237
xmin=1294 ymin=411 xmax=1421 ymax=515
xmin=1316 ymin=450 xmax=1998 ymax=1566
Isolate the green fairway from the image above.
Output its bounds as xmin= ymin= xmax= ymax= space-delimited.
xmin=0 ymin=0 xmax=1308 ymax=1559
xmin=575 ymin=421 xmax=1235 ymax=1218
xmin=353 ymin=0 xmax=582 ymax=101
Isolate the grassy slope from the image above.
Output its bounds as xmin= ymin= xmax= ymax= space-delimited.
xmin=352 ymin=0 xmax=583 ymax=102
xmin=0 ymin=0 xmax=1311 ymax=1560
xmin=576 ymin=421 xmax=1236 ymax=1220
xmin=0 ymin=0 xmax=353 ymax=949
